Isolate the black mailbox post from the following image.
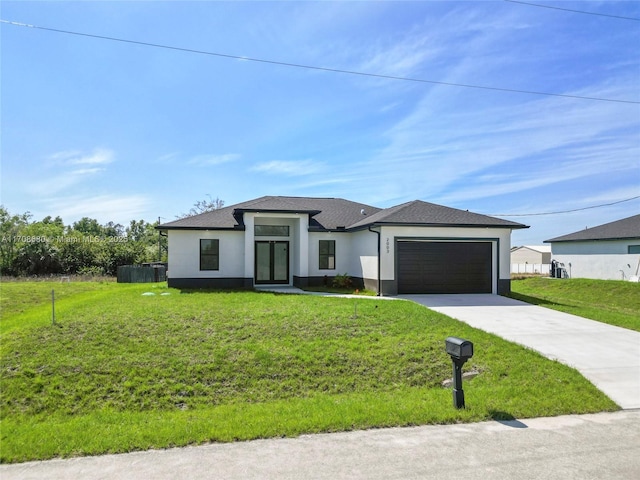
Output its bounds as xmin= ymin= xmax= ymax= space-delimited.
xmin=445 ymin=337 xmax=474 ymax=409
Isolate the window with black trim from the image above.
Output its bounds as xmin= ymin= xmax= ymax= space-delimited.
xmin=319 ymin=240 xmax=335 ymax=270
xmin=629 ymin=245 xmax=640 ymax=254
xmin=255 ymin=225 xmax=289 ymax=236
xmin=200 ymin=239 xmax=219 ymax=270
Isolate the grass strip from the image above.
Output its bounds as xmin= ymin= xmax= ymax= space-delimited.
xmin=1 ymin=282 xmax=619 ymax=462
xmin=510 ymin=277 xmax=640 ymax=331
xmin=1 ymin=378 xmax=615 ymax=464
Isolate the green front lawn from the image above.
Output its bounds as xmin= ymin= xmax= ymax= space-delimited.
xmin=0 ymin=281 xmax=617 ymax=463
xmin=510 ymin=277 xmax=640 ymax=332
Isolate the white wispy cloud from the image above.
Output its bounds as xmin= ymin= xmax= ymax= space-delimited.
xmin=341 ymin=5 xmax=525 ymax=88
xmin=28 ymin=165 xmax=108 ymax=195
xmin=488 ymin=191 xmax=640 ymax=219
xmin=70 ymin=167 xmax=105 ymax=176
xmin=187 ymin=153 xmax=241 ymax=167
xmin=356 ymin=31 xmax=439 ymax=79
xmin=26 ymin=147 xmax=152 ymax=223
xmin=49 ymin=149 xmax=82 ymax=161
xmin=293 ymin=2 xmax=637 ymax=213
xmin=251 ymin=159 xmax=325 ymax=176
xmin=313 ymin=21 xmax=638 ymax=208
xmin=44 ymin=194 xmax=152 ymax=224
xmin=349 ymin=66 xmax=639 ymax=203
xmin=49 ymin=148 xmax=114 ymax=166
xmin=157 ymin=152 xmax=181 ymax=164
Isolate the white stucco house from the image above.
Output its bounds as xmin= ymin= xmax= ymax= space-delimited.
xmin=158 ymin=196 xmax=528 ymax=295
xmin=545 ymin=214 xmax=640 ymax=281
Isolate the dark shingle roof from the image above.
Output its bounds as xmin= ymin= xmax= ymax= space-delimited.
xmin=236 ymin=196 xmax=382 ymax=230
xmin=159 ymin=203 xmax=243 ymax=230
xmin=545 ymin=214 xmax=640 ymax=243
xmin=159 ymin=196 xmax=381 ymax=230
xmin=159 ymin=196 xmax=528 ymax=231
xmin=349 ymin=200 xmax=527 ymax=229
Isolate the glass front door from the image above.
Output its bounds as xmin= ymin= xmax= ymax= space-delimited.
xmin=255 ymin=241 xmax=289 ymax=284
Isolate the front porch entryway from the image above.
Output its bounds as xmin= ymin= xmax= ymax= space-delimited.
xmin=255 ymin=241 xmax=289 ymax=284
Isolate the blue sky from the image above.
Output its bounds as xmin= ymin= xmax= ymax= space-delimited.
xmin=1 ymin=0 xmax=639 ymax=245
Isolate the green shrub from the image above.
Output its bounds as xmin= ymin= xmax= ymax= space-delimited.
xmin=332 ymin=273 xmax=353 ymax=288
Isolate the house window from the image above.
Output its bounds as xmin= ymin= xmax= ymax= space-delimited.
xmin=319 ymin=240 xmax=335 ymax=270
xmin=629 ymin=245 xmax=640 ymax=254
xmin=200 ymin=239 xmax=219 ymax=270
xmin=255 ymin=225 xmax=289 ymax=236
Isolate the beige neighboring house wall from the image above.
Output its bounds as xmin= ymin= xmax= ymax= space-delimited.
xmin=511 ymin=246 xmax=551 ymax=264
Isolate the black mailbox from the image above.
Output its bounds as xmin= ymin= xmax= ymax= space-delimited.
xmin=445 ymin=337 xmax=474 ymax=409
xmin=445 ymin=337 xmax=474 ymax=361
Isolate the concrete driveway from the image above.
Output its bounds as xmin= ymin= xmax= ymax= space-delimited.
xmin=399 ymin=294 xmax=640 ymax=410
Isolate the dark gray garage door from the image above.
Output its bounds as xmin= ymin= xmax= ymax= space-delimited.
xmin=397 ymin=241 xmax=492 ymax=294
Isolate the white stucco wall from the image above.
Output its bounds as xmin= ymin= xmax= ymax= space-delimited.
xmin=168 ymin=214 xmax=311 ymax=285
xmin=167 ymin=230 xmax=245 ymax=279
xmin=304 ymin=230 xmax=378 ymax=283
xmin=349 ymin=229 xmax=379 ymax=281
xmin=550 ymin=239 xmax=640 ymax=280
xmin=307 ymin=231 xmax=353 ymax=277
xmin=376 ymin=226 xmax=513 ymax=293
xmin=551 ymin=253 xmax=640 ymax=280
xmin=244 ymin=212 xmax=309 ymax=284
xmin=167 ymin=223 xmax=516 ymax=291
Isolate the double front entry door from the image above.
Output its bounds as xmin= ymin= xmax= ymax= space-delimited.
xmin=255 ymin=241 xmax=289 ymax=284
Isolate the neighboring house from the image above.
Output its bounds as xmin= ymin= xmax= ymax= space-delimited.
xmin=511 ymin=245 xmax=551 ymax=264
xmin=545 ymin=214 xmax=640 ymax=281
xmin=510 ymin=245 xmax=551 ymax=274
xmin=158 ymin=196 xmax=528 ymax=295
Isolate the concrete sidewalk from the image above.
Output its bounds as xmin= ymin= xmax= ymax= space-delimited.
xmin=400 ymin=294 xmax=640 ymax=409
xmin=3 ymin=411 xmax=638 ymax=480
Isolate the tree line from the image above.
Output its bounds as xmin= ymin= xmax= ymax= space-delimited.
xmin=0 ymin=206 xmax=166 ymax=277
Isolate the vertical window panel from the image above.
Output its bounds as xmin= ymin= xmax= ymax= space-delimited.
xmin=200 ymin=239 xmax=219 ymax=270
xmin=319 ymin=240 xmax=336 ymax=270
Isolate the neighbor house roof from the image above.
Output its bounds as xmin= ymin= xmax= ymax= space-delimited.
xmin=511 ymin=245 xmax=552 ymax=253
xmin=159 ymin=196 xmax=528 ymax=231
xmin=545 ymin=214 xmax=640 ymax=243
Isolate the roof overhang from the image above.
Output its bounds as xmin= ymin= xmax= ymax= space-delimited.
xmin=348 ymin=222 xmax=529 ymax=232
xmin=156 ymin=225 xmax=244 ymax=232
xmin=545 ymin=236 xmax=640 ymax=243
xmin=233 ymin=208 xmax=322 ymax=216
